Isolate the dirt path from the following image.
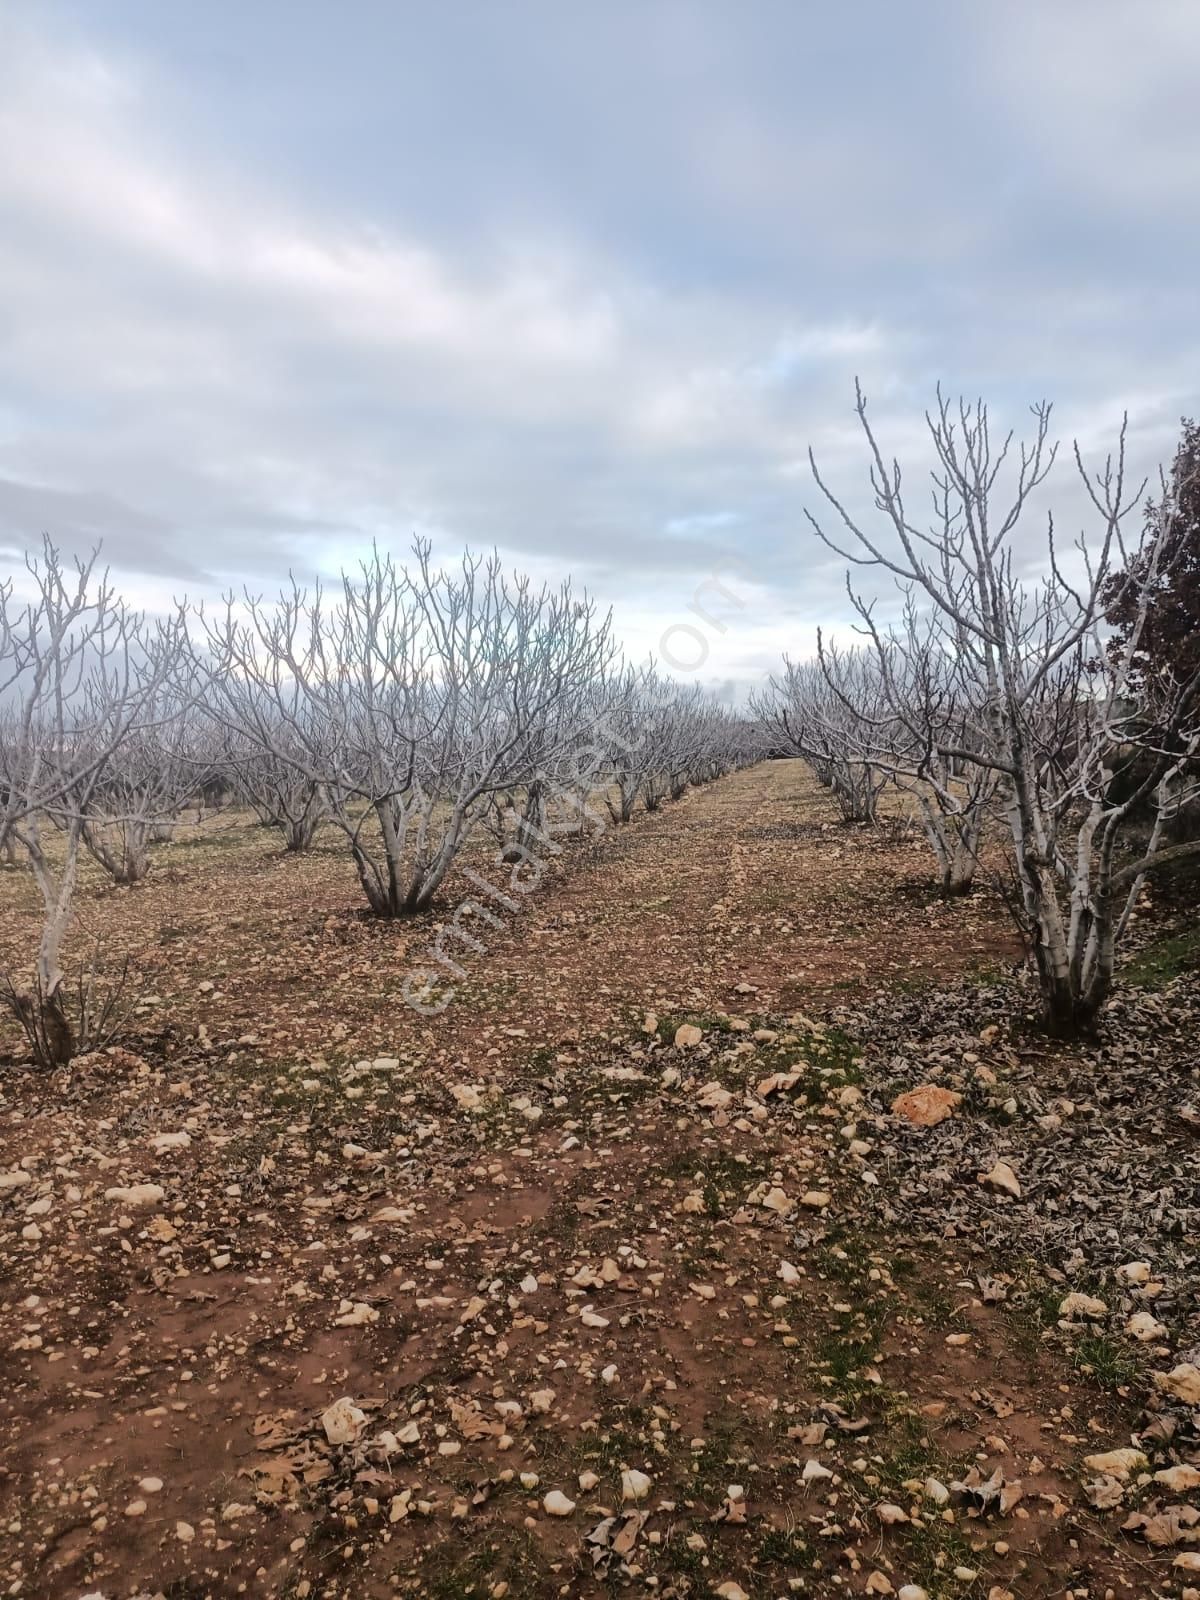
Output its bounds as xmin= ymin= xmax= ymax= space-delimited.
xmin=0 ymin=763 xmax=1189 ymax=1599
xmin=0 ymin=761 xmax=1014 ymax=1077
xmin=362 ymin=758 xmax=1017 ymax=1071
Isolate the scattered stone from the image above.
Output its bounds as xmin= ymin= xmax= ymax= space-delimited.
xmin=1126 ymin=1311 xmax=1167 ymax=1342
xmin=696 ymin=1081 xmax=734 ymax=1112
xmin=1059 ymin=1291 xmax=1107 ymax=1320
xmin=1156 ymin=1363 xmax=1200 ymax=1405
xmin=333 ymin=1300 xmax=379 ymax=1327
xmin=621 ymin=1469 xmax=652 ymax=1502
xmin=321 ymin=1397 xmax=367 ymax=1445
xmin=978 ymin=1160 xmax=1020 ymax=1198
xmin=891 ymin=1084 xmax=962 ymax=1127
xmin=757 ymin=1070 xmax=803 ymax=1097
xmin=103 ymin=1184 xmax=165 ymax=1209
xmin=1116 ymin=1261 xmax=1152 ymax=1285
xmin=151 ymin=1131 xmax=191 ymax=1153
xmin=748 ymin=1184 xmax=793 ymax=1216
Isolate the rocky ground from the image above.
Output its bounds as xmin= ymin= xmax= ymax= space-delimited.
xmin=0 ymin=760 xmax=1197 ymax=1600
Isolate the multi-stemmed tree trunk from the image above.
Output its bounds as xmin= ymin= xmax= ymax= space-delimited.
xmin=236 ymin=745 xmax=327 ymax=852
xmin=202 ymin=543 xmax=619 ymax=918
xmin=503 ymin=779 xmax=547 ymax=863
xmin=805 ymin=382 xmax=1200 ymax=1033
xmin=0 ymin=540 xmax=188 ymax=1064
xmin=908 ymin=773 xmax=991 ymax=896
xmin=752 ymin=655 xmax=888 ymax=826
xmin=81 ymin=817 xmax=156 ymax=886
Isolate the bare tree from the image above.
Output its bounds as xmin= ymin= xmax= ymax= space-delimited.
xmin=601 ymin=666 xmax=665 ymax=824
xmin=202 ymin=542 xmax=617 ymax=916
xmin=497 ymin=645 xmax=622 ymax=864
xmin=0 ymin=540 xmax=187 ymax=1063
xmin=806 ymin=383 xmax=1200 ymax=1032
xmin=599 ymin=669 xmax=758 ymax=822
xmin=812 ymin=616 xmax=996 ymax=893
xmin=230 ymin=734 xmax=328 ymax=853
xmin=540 ymin=675 xmax=631 ymax=842
xmin=79 ymin=696 xmax=204 ymax=883
xmin=650 ymin=685 xmax=756 ymax=803
xmin=753 ymin=654 xmax=888 ymax=824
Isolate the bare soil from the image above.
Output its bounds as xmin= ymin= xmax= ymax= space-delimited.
xmin=0 ymin=761 xmax=1195 ymax=1599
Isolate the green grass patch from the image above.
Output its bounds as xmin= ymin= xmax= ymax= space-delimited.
xmin=1072 ymin=1331 xmax=1141 ymax=1390
xmin=654 ymin=1010 xmax=738 ymax=1044
xmin=754 ymin=1524 xmax=811 ymax=1568
xmin=661 ymin=1147 xmax=768 ymax=1216
xmin=1122 ymin=924 xmax=1200 ymax=988
xmin=897 ymin=1515 xmax=984 ymax=1595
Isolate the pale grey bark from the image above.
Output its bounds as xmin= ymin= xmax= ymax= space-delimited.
xmin=201 ymin=542 xmax=619 ymax=916
xmin=0 ymin=540 xmax=188 ymax=1062
xmin=804 ymin=383 xmax=1200 ymax=1031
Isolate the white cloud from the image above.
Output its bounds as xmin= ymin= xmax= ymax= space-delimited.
xmin=0 ymin=2 xmax=1196 ymax=690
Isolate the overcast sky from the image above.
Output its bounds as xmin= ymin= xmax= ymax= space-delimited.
xmin=1 ymin=2 xmax=1198 ymax=692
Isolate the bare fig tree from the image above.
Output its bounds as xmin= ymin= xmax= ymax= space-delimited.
xmin=806 ymin=383 xmax=1200 ymax=1032
xmin=814 ymin=618 xmax=997 ymax=894
xmin=231 ymin=735 xmax=328 ymax=853
xmin=79 ymin=696 xmax=205 ymax=883
xmin=0 ymin=540 xmax=187 ymax=1063
xmin=496 ymin=647 xmax=622 ymax=864
xmin=600 ymin=666 xmax=659 ymax=825
xmin=202 ymin=543 xmax=617 ymax=916
xmin=752 ymin=654 xmax=888 ymax=824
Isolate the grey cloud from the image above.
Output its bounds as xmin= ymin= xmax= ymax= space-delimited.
xmin=0 ymin=477 xmax=185 ymax=574
xmin=0 ymin=1 xmax=1198 ymax=680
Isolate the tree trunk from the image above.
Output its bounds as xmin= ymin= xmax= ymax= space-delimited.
xmin=8 ymin=982 xmax=75 ymax=1068
xmin=504 ymin=782 xmax=546 ymax=862
xmin=1037 ymin=966 xmax=1105 ymax=1037
xmin=942 ymin=827 xmax=979 ymax=896
xmin=83 ymin=820 xmax=151 ymax=885
xmin=40 ymin=983 xmax=75 ymax=1066
xmin=939 ymin=865 xmax=975 ymax=897
xmin=281 ymin=788 xmax=325 ymax=852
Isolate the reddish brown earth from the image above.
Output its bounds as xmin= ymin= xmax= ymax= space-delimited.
xmin=0 ymin=762 xmax=1193 ymax=1599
